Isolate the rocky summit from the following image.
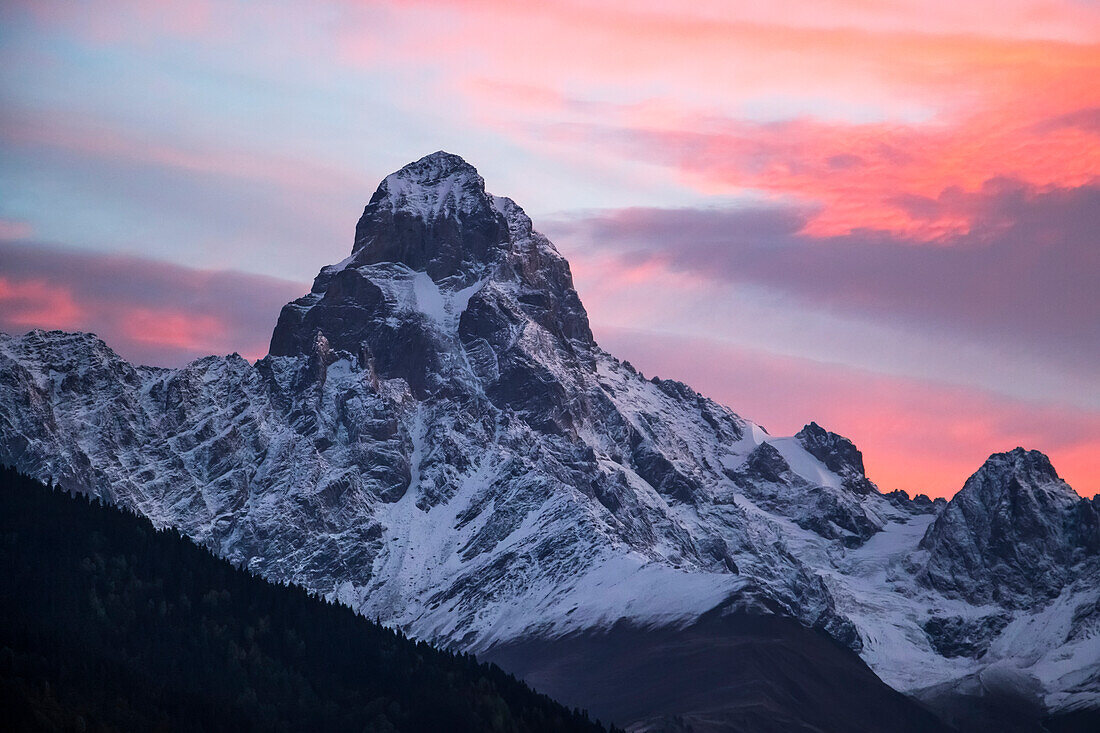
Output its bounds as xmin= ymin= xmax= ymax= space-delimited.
xmin=921 ymin=448 xmax=1100 ymax=608
xmin=1 ymin=152 xmax=1097 ymax=729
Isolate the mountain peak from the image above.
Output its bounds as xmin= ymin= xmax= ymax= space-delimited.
xmin=977 ymin=447 xmax=1060 ymax=483
xmin=918 ymin=447 xmax=1090 ymax=607
xmin=269 ymin=153 xmax=594 ymax=382
xmin=389 ymin=150 xmax=480 ymax=185
xmin=361 ymin=151 xmax=488 ymax=227
xmin=956 ymin=447 xmax=1078 ymax=523
xmin=795 ymin=421 xmax=876 ymax=494
xmin=346 ymin=152 xmax=504 ymax=283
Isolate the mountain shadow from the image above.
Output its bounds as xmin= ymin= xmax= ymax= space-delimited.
xmin=484 ymin=613 xmax=952 ymax=733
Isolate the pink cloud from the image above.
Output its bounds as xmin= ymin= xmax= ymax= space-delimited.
xmin=120 ymin=308 xmax=229 ymax=354
xmin=0 ymin=241 xmax=306 ymax=365
xmin=0 ymin=219 xmax=33 ymax=241
xmin=0 ymin=277 xmax=82 ymax=330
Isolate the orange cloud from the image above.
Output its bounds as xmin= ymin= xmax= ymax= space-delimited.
xmin=595 ymin=110 xmax=1100 ymax=239
xmin=338 ymin=1 xmax=1100 ymax=239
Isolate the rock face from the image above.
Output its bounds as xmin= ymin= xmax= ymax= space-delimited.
xmin=269 ymin=153 xmax=593 ymax=418
xmin=796 ymin=421 xmax=877 ymax=495
xmin=1 ymin=152 xmax=1098 ymax=724
xmin=919 ymin=448 xmax=1099 ymax=607
xmin=728 ymin=437 xmax=883 ymax=547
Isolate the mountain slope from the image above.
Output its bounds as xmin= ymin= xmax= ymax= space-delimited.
xmin=0 ymin=466 xmax=613 ymax=732
xmin=1 ymin=151 xmax=1097 ymax=728
xmin=482 ymin=613 xmax=950 ymax=733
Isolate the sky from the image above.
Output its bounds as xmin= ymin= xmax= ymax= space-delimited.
xmin=0 ymin=0 xmax=1097 ymax=498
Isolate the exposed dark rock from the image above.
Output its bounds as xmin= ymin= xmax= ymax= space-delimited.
xmin=350 ymin=152 xmax=506 ymax=285
xmin=731 ymin=442 xmax=881 ymax=545
xmin=922 ymin=614 xmax=1010 ymax=658
xmin=1066 ymin=596 xmax=1100 ymax=643
xmin=919 ymin=448 xmax=1098 ymax=607
xmin=886 ymin=489 xmax=942 ymax=516
xmin=739 ymin=442 xmax=790 ymax=485
xmin=795 ymin=421 xmax=877 ymax=495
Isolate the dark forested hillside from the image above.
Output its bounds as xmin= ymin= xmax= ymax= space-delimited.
xmin=0 ymin=466 xmax=614 ymax=732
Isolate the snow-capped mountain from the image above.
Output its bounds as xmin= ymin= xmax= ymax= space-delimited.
xmin=921 ymin=448 xmax=1098 ymax=608
xmin=1 ymin=152 xmax=1097 ymax=726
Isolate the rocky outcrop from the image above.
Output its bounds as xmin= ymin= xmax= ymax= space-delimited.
xmin=922 ymin=614 xmax=1011 ymax=658
xmin=730 ymin=442 xmax=882 ymax=546
xmin=796 ymin=421 xmax=877 ymax=495
xmin=919 ymin=448 xmax=1099 ymax=607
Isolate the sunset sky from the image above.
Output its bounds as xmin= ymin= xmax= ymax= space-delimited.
xmin=1 ymin=0 xmax=1097 ymax=498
